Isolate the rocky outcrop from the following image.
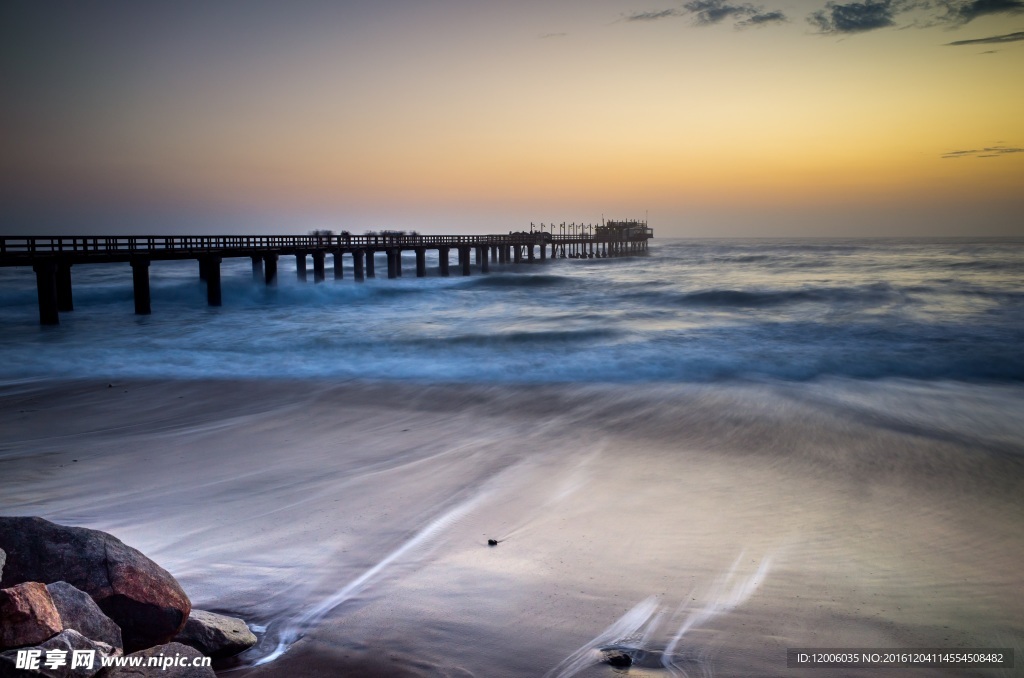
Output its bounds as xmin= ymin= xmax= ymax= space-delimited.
xmin=0 ymin=582 xmax=62 ymax=650
xmin=0 ymin=629 xmax=118 ymax=678
xmin=0 ymin=518 xmax=190 ymax=653
xmin=96 ymin=643 xmax=215 ymax=678
xmin=1 ymin=548 xmax=6 ymax=583
xmin=45 ymin=584 xmax=122 ymax=651
xmin=172 ymin=610 xmax=256 ymax=660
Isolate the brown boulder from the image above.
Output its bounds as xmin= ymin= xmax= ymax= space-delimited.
xmin=96 ymin=642 xmax=214 ymax=678
xmin=0 ymin=582 xmax=62 ymax=650
xmin=0 ymin=518 xmax=190 ymax=653
xmin=0 ymin=629 xmax=119 ymax=678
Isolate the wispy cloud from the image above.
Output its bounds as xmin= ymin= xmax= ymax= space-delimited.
xmin=941 ymin=145 xmax=1024 ymax=158
xmin=946 ymin=30 xmax=1024 ymax=44
xmin=809 ymin=0 xmax=897 ymax=33
xmin=684 ymin=0 xmax=761 ymax=25
xmin=624 ymin=1 xmax=788 ymax=28
xmin=538 ymin=32 xmax=568 ymax=39
xmin=625 ymin=8 xmax=684 ymax=21
xmin=738 ymin=9 xmax=789 ymax=25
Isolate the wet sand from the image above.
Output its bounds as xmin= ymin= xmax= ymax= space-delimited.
xmin=1 ymin=379 xmax=1022 ymax=677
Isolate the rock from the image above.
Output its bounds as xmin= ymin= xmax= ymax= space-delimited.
xmin=96 ymin=642 xmax=214 ymax=678
xmin=601 ymin=648 xmax=633 ymax=668
xmin=45 ymin=583 xmax=122 ymax=651
xmin=0 ymin=518 xmax=190 ymax=653
xmin=172 ymin=610 xmax=255 ymax=660
xmin=0 ymin=629 xmax=118 ymax=678
xmin=1 ymin=548 xmax=6 ymax=583
xmin=0 ymin=583 xmax=63 ymax=650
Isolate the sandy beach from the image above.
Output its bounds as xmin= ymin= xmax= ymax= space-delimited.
xmin=2 ymin=378 xmax=1022 ymax=676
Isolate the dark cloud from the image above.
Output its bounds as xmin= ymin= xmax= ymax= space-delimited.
xmin=625 ymin=0 xmax=787 ymax=29
xmin=941 ymin=145 xmax=1024 ymax=158
xmin=946 ymin=30 xmax=1024 ymax=44
xmin=809 ymin=0 xmax=897 ymax=33
xmin=943 ymin=0 xmax=1024 ymax=22
xmin=683 ymin=0 xmax=759 ymax=24
xmin=625 ymin=9 xmax=684 ymax=21
xmin=738 ymin=9 xmax=789 ymax=25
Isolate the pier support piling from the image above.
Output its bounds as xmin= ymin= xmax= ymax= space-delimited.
xmin=296 ymin=253 xmax=307 ymax=281
xmin=439 ymin=247 xmax=450 ymax=276
xmin=33 ymin=260 xmax=59 ymax=325
xmin=387 ymin=249 xmax=398 ymax=279
xmin=415 ymin=248 xmax=426 ymax=277
xmin=354 ymin=249 xmax=365 ymax=281
xmin=130 ymin=257 xmax=151 ymax=316
xmin=203 ymin=256 xmax=222 ymax=306
xmin=312 ymin=251 xmax=325 ymax=283
xmin=366 ymin=250 xmax=376 ymax=278
xmin=334 ymin=250 xmax=344 ymax=280
xmin=251 ymin=256 xmax=263 ymax=282
xmin=263 ymin=254 xmax=278 ymax=285
xmin=56 ymin=262 xmax=73 ymax=312
xmin=459 ymin=246 xmax=471 ymax=276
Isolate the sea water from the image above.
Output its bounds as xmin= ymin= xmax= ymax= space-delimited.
xmin=1 ymin=238 xmax=1022 ymax=383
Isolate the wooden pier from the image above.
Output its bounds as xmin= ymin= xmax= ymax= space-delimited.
xmin=0 ymin=221 xmax=653 ymax=325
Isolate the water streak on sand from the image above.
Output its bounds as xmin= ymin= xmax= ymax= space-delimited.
xmin=544 ymin=553 xmax=773 ymax=677
xmin=252 ymin=487 xmax=490 ymax=666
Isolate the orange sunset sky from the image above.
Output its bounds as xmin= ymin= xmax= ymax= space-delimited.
xmin=1 ymin=0 xmax=1021 ymax=237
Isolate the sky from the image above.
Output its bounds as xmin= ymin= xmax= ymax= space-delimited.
xmin=1 ymin=0 xmax=1021 ymax=237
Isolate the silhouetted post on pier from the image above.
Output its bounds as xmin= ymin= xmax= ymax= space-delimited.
xmin=415 ymin=248 xmax=426 ymax=277
xmin=33 ymin=260 xmax=59 ymax=325
xmin=312 ymin=251 xmax=325 ymax=283
xmin=204 ymin=256 xmax=222 ymax=306
xmin=334 ymin=250 xmax=344 ymax=280
xmin=130 ymin=257 xmax=151 ymax=316
xmin=263 ymin=254 xmax=278 ymax=285
xmin=251 ymin=256 xmax=263 ymax=282
xmin=459 ymin=246 xmax=471 ymax=276
xmin=366 ymin=251 xmax=376 ymax=278
xmin=387 ymin=249 xmax=398 ymax=279
xmin=296 ymin=253 xmax=307 ymax=281
xmin=477 ymin=246 xmax=489 ymax=273
xmin=438 ymin=247 xmax=450 ymax=276
xmin=56 ymin=262 xmax=73 ymax=312
xmin=353 ymin=249 xmax=365 ymax=281
xmin=396 ymin=249 xmax=403 ymax=277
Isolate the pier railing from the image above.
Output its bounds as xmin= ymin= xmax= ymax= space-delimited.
xmin=0 ymin=230 xmax=653 ymax=261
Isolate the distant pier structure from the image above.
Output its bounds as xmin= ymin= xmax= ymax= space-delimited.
xmin=0 ymin=220 xmax=652 ymax=325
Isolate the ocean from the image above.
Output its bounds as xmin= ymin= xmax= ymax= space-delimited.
xmin=1 ymin=237 xmax=1023 ymax=677
xmin=1 ymin=237 xmax=1023 ymax=383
